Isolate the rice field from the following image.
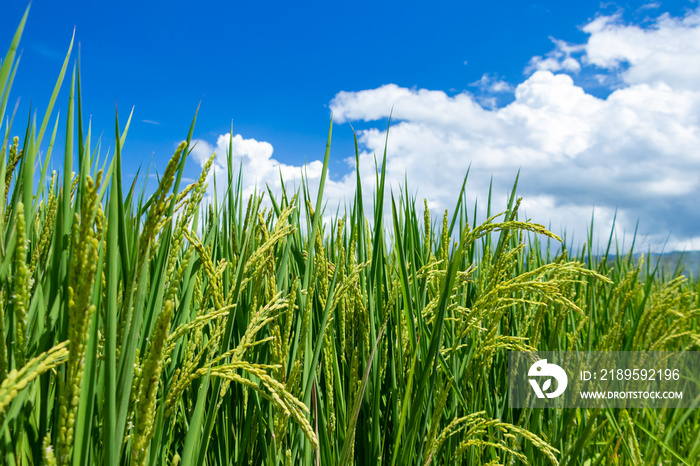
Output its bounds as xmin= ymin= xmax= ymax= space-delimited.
xmin=1 ymin=7 xmax=699 ymax=465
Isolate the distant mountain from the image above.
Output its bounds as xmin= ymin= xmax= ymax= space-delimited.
xmin=644 ymin=251 xmax=700 ymax=279
xmin=597 ymin=251 xmax=700 ymax=280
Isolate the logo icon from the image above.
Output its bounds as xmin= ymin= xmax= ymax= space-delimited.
xmin=528 ymin=359 xmax=568 ymax=399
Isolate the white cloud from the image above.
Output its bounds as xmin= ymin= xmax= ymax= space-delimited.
xmin=193 ymin=7 xmax=700 ymax=252
xmin=583 ymin=11 xmax=700 ymax=90
xmin=329 ymin=65 xmax=700 ymax=250
xmin=527 ymin=38 xmax=584 ymax=74
xmin=190 ymin=133 xmax=327 ymax=202
xmin=189 ymin=133 xmax=362 ymax=227
xmin=470 ymin=73 xmax=514 ymax=93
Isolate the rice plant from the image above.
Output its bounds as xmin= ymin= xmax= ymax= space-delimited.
xmin=1 ymin=7 xmax=698 ymax=465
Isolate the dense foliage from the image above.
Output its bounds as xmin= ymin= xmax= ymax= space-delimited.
xmin=1 ymin=7 xmax=699 ymax=465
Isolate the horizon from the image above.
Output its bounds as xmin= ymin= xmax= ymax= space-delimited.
xmin=2 ymin=0 xmax=699 ymax=253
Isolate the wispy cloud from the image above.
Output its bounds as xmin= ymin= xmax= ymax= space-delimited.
xmin=526 ymin=37 xmax=585 ymax=74
xmin=469 ymin=73 xmax=514 ymax=93
xmin=639 ymin=2 xmax=661 ymax=10
xmin=142 ymin=119 xmax=160 ymax=125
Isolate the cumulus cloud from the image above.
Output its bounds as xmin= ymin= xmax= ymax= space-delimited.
xmin=189 ymin=133 xmax=363 ymax=226
xmin=190 ymin=133 xmax=325 ymax=200
xmin=194 ymin=6 xmax=700 ymax=252
xmin=583 ymin=12 xmax=700 ymax=90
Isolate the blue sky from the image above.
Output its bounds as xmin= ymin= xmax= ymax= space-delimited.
xmin=3 ymin=0 xmax=700 ymax=251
